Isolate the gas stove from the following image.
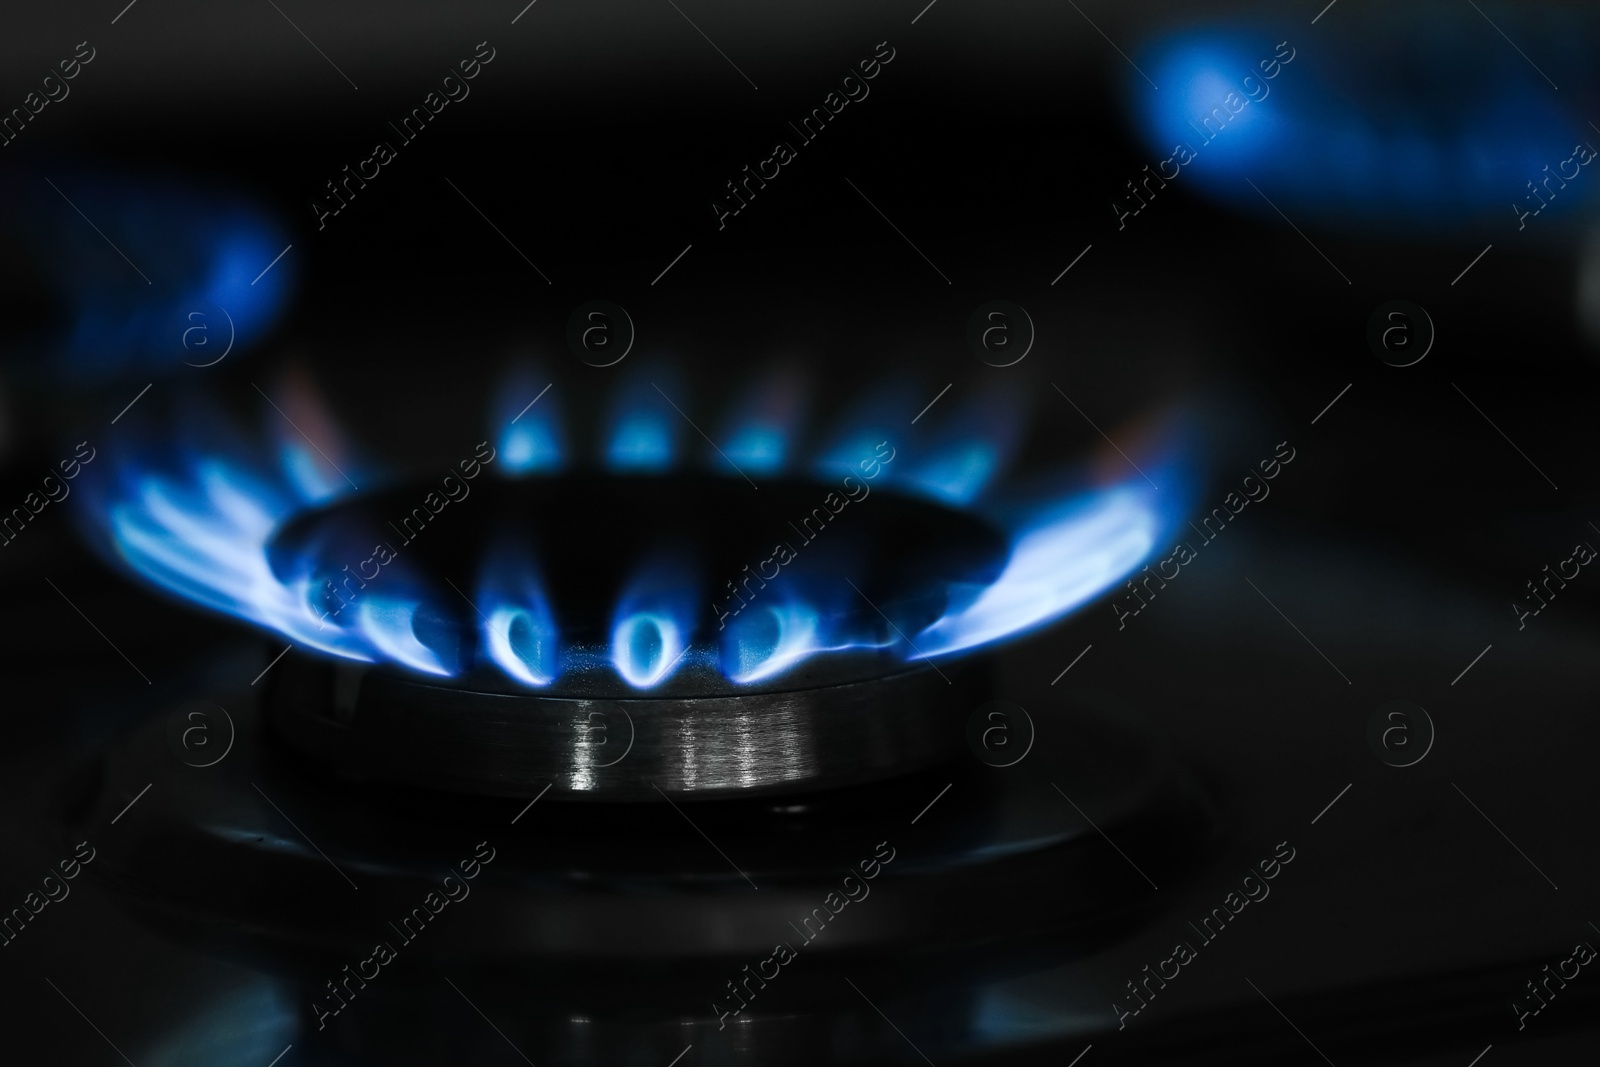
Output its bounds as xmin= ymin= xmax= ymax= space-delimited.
xmin=2 ymin=1 xmax=1599 ymax=1064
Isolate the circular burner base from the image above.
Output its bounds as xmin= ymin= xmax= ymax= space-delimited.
xmin=269 ymin=655 xmax=985 ymax=799
xmin=75 ymin=676 xmax=1214 ymax=1066
xmin=81 ymin=688 xmax=1210 ymax=966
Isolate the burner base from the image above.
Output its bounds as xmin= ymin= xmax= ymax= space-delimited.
xmin=269 ymin=657 xmax=984 ymax=799
xmin=74 ymin=679 xmax=1214 ymax=1064
xmin=81 ymin=688 xmax=1210 ymax=962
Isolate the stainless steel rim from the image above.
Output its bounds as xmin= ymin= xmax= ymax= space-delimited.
xmin=269 ymin=656 xmax=983 ymax=800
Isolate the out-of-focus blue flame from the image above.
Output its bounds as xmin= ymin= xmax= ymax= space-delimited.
xmin=607 ymin=415 xmax=675 ymax=471
xmin=724 ymin=422 xmax=787 ymax=474
xmin=478 ymin=538 xmax=559 ymax=685
xmin=610 ymin=555 xmax=696 ymax=688
xmin=814 ymin=384 xmax=912 ymax=483
xmin=8 ymin=172 xmax=293 ymax=379
xmin=101 ymin=452 xmax=373 ymax=664
xmin=900 ymin=386 xmax=1026 ymax=506
xmin=80 ymin=390 xmax=449 ymax=672
xmin=495 ymin=365 xmax=565 ymax=475
xmin=503 ymin=416 xmax=564 ymax=474
xmin=604 ymin=377 xmax=679 ymax=472
xmin=717 ymin=368 xmax=806 ymax=476
xmin=1126 ymin=12 xmax=1597 ymax=232
xmin=902 ymin=443 xmax=1001 ymax=505
xmin=280 ymin=441 xmax=344 ymax=502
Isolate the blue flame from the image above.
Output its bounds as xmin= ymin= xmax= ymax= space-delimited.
xmin=721 ymin=600 xmax=893 ymax=684
xmin=610 ymin=554 xmax=697 ymax=687
xmin=900 ymin=443 xmax=1001 ymax=505
xmin=900 ymin=386 xmax=1026 ymax=506
xmin=607 ymin=416 xmax=674 ymax=471
xmin=73 ymin=387 xmax=451 ymax=670
xmin=280 ymin=440 xmax=346 ymax=503
xmin=477 ymin=538 xmax=559 ymax=686
xmin=1126 ymin=17 xmax=1594 ymax=231
xmin=604 ymin=377 xmax=679 ymax=472
xmin=814 ymin=385 xmax=913 ymax=484
xmin=14 ymin=172 xmax=293 ymax=380
xmin=723 ymin=422 xmax=788 ymax=475
xmin=914 ymin=466 xmax=1185 ymax=659
xmin=717 ymin=369 xmax=806 ymax=476
xmin=495 ymin=367 xmax=565 ymax=475
xmin=502 ymin=417 xmax=564 ymax=474
xmin=612 ymin=612 xmax=686 ymax=687
xmin=81 ymin=381 xmax=1190 ymax=690
xmin=356 ymin=597 xmax=451 ymax=676
xmin=485 ymin=604 xmax=559 ymax=684
xmin=99 ymin=451 xmax=376 ymax=664
xmin=98 ymin=433 xmax=454 ymax=678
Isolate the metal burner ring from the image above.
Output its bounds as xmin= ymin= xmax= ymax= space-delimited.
xmin=269 ymin=656 xmax=985 ymax=800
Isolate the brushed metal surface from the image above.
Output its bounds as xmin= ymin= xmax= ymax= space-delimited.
xmin=270 ymin=657 xmax=984 ymax=799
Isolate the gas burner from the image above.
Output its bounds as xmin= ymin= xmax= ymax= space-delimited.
xmin=67 ymin=374 xmax=1213 ymax=1059
xmin=79 ymin=374 xmax=1188 ymax=701
xmin=262 ymin=473 xmax=1010 ymax=797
